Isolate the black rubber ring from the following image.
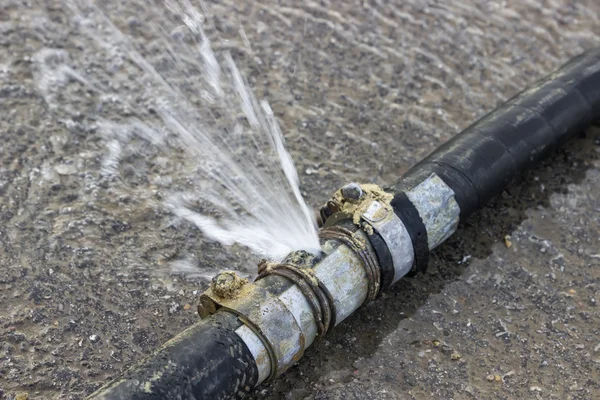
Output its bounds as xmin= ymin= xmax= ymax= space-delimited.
xmin=390 ymin=192 xmax=429 ymax=276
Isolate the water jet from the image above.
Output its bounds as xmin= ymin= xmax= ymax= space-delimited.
xmin=89 ymin=48 xmax=600 ymax=400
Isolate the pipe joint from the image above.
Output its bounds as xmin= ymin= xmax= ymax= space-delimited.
xmin=360 ymin=200 xmax=415 ymax=284
xmin=198 ymin=272 xmax=305 ymax=382
xmin=319 ymin=183 xmax=415 ymax=286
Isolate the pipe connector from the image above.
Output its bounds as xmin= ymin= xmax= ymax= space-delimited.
xmin=318 ymin=182 xmax=415 ymax=285
xmin=197 ymin=224 xmax=383 ymax=385
xmin=318 ymin=175 xmax=461 ymax=283
xmin=199 ymin=271 xmax=306 ymax=382
xmin=319 ymin=182 xmax=394 ymax=226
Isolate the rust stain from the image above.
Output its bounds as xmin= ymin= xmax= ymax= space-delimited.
xmin=211 ymin=271 xmax=248 ymax=299
xmin=321 ymin=183 xmax=393 ymax=225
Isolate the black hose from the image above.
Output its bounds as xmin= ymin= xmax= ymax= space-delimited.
xmin=89 ymin=311 xmax=258 ymax=399
xmin=389 ymin=47 xmax=600 ymax=218
xmin=89 ymin=48 xmax=600 ymax=399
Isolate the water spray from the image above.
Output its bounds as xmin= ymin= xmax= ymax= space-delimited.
xmin=89 ymin=48 xmax=600 ymax=399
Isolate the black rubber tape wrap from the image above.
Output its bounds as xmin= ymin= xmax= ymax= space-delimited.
xmin=389 ymin=47 xmax=600 ymax=218
xmin=390 ymin=192 xmax=429 ymax=275
xmin=88 ymin=312 xmax=257 ymax=400
xmin=369 ymin=230 xmax=395 ymax=289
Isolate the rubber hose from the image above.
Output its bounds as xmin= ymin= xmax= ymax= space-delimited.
xmin=89 ymin=48 xmax=600 ymax=400
xmin=389 ymin=47 xmax=600 ymax=218
xmin=87 ymin=311 xmax=258 ymax=400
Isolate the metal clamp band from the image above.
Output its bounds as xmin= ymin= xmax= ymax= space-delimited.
xmin=361 ymin=200 xmax=415 ymax=284
xmin=256 ymin=261 xmax=336 ymax=338
xmin=198 ymin=274 xmax=305 ymax=381
xmin=319 ymin=225 xmax=381 ymax=301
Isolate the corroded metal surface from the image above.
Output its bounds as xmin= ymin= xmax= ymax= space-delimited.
xmin=199 ymin=274 xmax=305 ymax=381
xmin=405 ymin=173 xmax=461 ymax=250
xmin=235 ymin=324 xmax=271 ymax=384
xmin=361 ymin=200 xmax=415 ymax=283
xmin=313 ymin=232 xmax=373 ymax=325
xmin=320 ymin=183 xmax=394 ymax=226
xmin=199 ymin=230 xmax=377 ymax=386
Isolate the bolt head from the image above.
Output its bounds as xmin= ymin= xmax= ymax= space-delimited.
xmin=341 ymin=182 xmax=363 ymax=201
xmin=211 ymin=271 xmax=247 ymax=298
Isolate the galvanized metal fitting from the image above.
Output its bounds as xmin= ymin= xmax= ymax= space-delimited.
xmin=256 ymin=258 xmax=336 ymax=338
xmin=318 ymin=176 xmax=460 ymax=284
xmin=319 ymin=225 xmax=381 ymax=300
xmin=198 ymin=271 xmax=305 ymax=382
xmin=319 ymin=182 xmax=415 ymax=284
xmin=197 ymin=230 xmax=379 ymax=386
xmin=360 ymin=200 xmax=415 ymax=284
xmin=404 ymin=173 xmax=460 ymax=250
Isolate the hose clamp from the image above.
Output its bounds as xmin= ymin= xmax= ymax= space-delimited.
xmin=198 ymin=273 xmax=305 ymax=382
xmin=361 ymin=200 xmax=415 ymax=284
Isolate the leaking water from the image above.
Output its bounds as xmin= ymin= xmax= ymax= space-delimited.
xmin=33 ymin=0 xmax=321 ymax=272
xmin=29 ymin=0 xmax=599 ymax=280
xmin=4 ymin=0 xmax=600 ymax=397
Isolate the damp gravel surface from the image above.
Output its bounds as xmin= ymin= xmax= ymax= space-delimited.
xmin=1 ymin=1 xmax=600 ymax=399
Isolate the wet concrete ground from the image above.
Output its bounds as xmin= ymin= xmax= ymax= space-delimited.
xmin=1 ymin=0 xmax=600 ymax=399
